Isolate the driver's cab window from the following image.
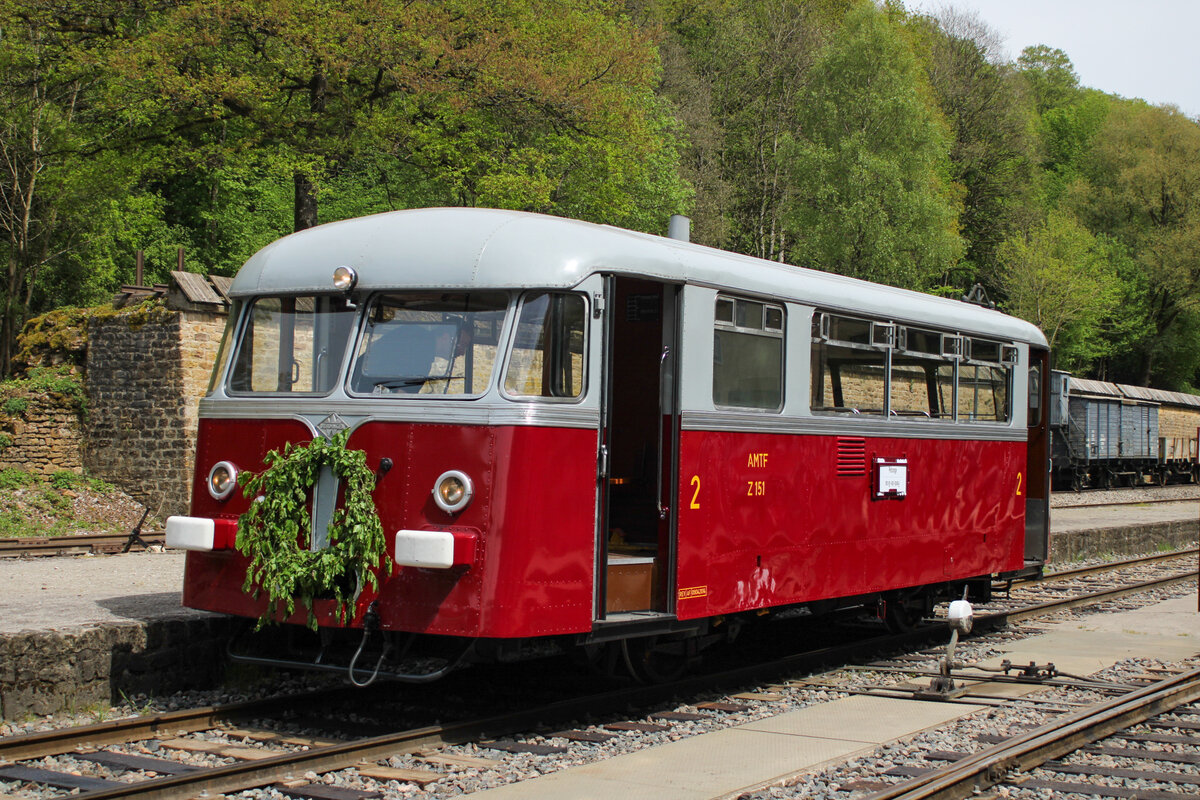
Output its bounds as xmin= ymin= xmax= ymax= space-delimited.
xmin=349 ymin=292 xmax=507 ymax=396
xmin=503 ymin=292 xmax=586 ymax=399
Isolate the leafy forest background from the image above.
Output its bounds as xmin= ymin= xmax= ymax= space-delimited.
xmin=2 ymin=0 xmax=1198 ymax=390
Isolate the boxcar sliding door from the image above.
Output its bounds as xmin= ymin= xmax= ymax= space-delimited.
xmin=595 ymin=276 xmax=681 ymax=620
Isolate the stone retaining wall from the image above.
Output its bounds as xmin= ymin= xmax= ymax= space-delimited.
xmin=0 ymin=614 xmax=237 ymax=719
xmin=1048 ymin=519 xmax=1199 ymax=564
xmin=0 ymin=396 xmax=83 ymax=475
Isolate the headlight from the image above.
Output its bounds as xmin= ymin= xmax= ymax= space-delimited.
xmin=207 ymin=461 xmax=238 ymax=501
xmin=433 ymin=470 xmax=473 ymax=514
xmin=332 ymin=265 xmax=358 ymax=292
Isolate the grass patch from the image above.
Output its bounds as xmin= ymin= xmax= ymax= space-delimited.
xmin=0 ymin=468 xmax=37 ymax=490
xmin=0 ymin=468 xmax=137 ymax=538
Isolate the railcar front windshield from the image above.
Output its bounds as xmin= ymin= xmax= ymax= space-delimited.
xmin=227 ymin=296 xmax=356 ymax=395
xmin=348 ymin=292 xmax=509 ymax=396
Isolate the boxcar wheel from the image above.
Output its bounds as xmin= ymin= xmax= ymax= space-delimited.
xmin=1157 ymin=469 xmax=1168 ymax=487
xmin=1070 ymin=470 xmax=1084 ymax=493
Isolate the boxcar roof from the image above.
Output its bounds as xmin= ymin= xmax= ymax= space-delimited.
xmin=230 ymin=207 xmax=1048 ymax=346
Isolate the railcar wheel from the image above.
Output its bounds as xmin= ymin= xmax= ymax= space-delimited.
xmin=621 ymin=635 xmax=692 ymax=684
xmin=1157 ymin=469 xmax=1168 ymax=487
xmin=575 ymin=642 xmax=623 ymax=680
xmin=1070 ymin=470 xmax=1084 ymax=493
xmin=882 ymin=592 xmax=930 ymax=634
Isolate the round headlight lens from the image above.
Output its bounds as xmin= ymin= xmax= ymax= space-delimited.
xmin=207 ymin=461 xmax=238 ymax=501
xmin=433 ymin=470 xmax=473 ymax=514
xmin=332 ymin=265 xmax=358 ymax=292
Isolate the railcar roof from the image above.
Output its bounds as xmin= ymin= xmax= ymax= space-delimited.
xmin=230 ymin=207 xmax=1048 ymax=346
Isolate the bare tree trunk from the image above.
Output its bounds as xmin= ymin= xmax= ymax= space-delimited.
xmin=294 ymin=172 xmax=318 ymax=231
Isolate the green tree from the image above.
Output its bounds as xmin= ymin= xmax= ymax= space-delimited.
xmin=785 ymin=2 xmax=962 ymax=287
xmin=1073 ymin=100 xmax=1200 ymax=387
xmin=912 ymin=7 xmax=1035 ymax=294
xmin=110 ymin=0 xmax=688 ymax=234
xmin=1017 ymin=44 xmax=1080 ymax=115
xmin=996 ymin=211 xmax=1121 ymax=370
xmin=0 ymin=1 xmax=144 ymax=375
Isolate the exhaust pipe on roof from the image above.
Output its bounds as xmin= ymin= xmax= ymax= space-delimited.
xmin=667 ymin=215 xmax=691 ymax=243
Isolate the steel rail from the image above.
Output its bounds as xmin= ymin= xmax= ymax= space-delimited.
xmin=1051 ymin=492 xmax=1200 ymax=509
xmin=0 ymin=686 xmax=363 ymax=761
xmin=0 ymin=532 xmax=164 ymax=558
xmin=861 ymin=666 xmax=1200 ymax=800
xmin=982 ymin=568 xmax=1197 ymax=626
xmin=1038 ymin=547 xmax=1198 ymax=583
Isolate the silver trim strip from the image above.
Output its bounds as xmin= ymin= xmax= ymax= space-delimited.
xmin=681 ymin=411 xmax=1027 ymax=442
xmin=198 ymin=398 xmax=601 ymax=429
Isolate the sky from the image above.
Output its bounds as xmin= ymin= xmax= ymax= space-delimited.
xmin=908 ymin=0 xmax=1200 ymax=118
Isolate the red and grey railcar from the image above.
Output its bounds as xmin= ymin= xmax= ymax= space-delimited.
xmin=167 ymin=208 xmax=1051 ymax=681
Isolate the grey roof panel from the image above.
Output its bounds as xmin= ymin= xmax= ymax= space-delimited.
xmin=229 ymin=208 xmax=1048 ymax=346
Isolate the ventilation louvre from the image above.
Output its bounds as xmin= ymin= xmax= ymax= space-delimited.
xmin=836 ymin=437 xmax=867 ymax=476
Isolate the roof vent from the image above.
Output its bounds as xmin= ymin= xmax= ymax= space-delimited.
xmin=668 ymin=215 xmax=691 ymax=243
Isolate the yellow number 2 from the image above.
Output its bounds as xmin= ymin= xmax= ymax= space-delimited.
xmin=690 ymin=475 xmax=701 ymax=509
xmin=1016 ymin=472 xmax=1024 ymax=496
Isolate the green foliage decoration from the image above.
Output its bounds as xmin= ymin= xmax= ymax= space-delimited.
xmin=236 ymin=429 xmax=390 ymax=631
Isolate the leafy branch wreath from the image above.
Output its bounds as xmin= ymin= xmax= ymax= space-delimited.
xmin=235 ymin=429 xmax=391 ymax=630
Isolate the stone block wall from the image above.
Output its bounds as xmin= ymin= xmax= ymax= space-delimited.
xmin=85 ymin=308 xmax=226 ymax=516
xmin=0 ymin=396 xmax=83 ymax=475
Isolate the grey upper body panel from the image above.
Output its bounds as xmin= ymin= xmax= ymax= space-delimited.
xmin=230 ymin=207 xmax=1049 ymax=348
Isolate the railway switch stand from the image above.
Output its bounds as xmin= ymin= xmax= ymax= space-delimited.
xmin=916 ymin=595 xmax=975 ymax=700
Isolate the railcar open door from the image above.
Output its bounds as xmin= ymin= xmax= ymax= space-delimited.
xmin=595 ymin=276 xmax=681 ymax=621
xmin=1024 ymin=347 xmax=1051 ymax=564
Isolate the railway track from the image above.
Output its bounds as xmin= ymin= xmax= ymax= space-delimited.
xmin=859 ymin=666 xmax=1200 ymax=800
xmin=0 ymin=551 xmax=1194 ymax=800
xmin=0 ymin=531 xmax=165 ymax=558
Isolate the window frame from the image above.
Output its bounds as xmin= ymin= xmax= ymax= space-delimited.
xmin=498 ymin=290 xmax=590 ymax=404
xmin=712 ymin=294 xmax=786 ymax=412
xmin=810 ymin=311 xmax=1016 ymax=424
xmin=344 ymin=291 xmax=512 ymax=400
xmin=226 ymin=294 xmax=357 ymax=397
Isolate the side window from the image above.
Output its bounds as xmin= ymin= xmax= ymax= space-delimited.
xmin=958 ymin=339 xmax=1014 ymax=422
xmin=504 ymin=292 xmax=586 ymax=399
xmin=890 ymin=327 xmax=954 ymax=419
xmin=713 ymin=296 xmax=784 ymax=411
xmin=811 ymin=313 xmax=886 ymax=415
xmin=228 ymin=296 xmax=354 ymax=395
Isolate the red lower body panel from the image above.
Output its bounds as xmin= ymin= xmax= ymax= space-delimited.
xmin=183 ymin=416 xmax=1027 ymax=639
xmin=672 ymin=431 xmax=1025 ymax=619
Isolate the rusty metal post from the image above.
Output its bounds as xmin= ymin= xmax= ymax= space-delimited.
xmin=135 ymin=250 xmax=144 ymax=287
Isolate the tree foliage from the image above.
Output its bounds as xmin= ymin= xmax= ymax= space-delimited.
xmin=996 ymin=211 xmax=1121 ymax=368
xmin=1 ymin=0 xmax=1199 ymax=390
xmin=784 ymin=3 xmax=962 ymax=287
xmin=1072 ymin=100 xmax=1200 ymax=385
xmin=108 ymin=0 xmax=688 ymax=231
